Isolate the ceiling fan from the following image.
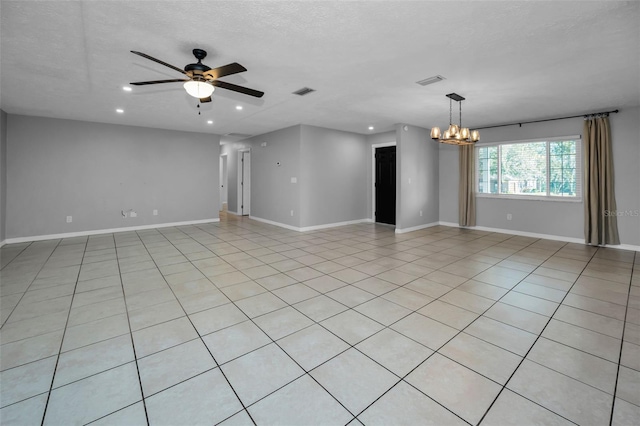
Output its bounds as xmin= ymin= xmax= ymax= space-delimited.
xmin=130 ymin=48 xmax=264 ymax=103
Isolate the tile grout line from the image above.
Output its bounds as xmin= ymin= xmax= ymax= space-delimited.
xmin=188 ymin=224 xmax=380 ymax=425
xmin=113 ymin=233 xmax=151 ymax=426
xmin=133 ymin=228 xmax=260 ymax=426
xmin=209 ymin=221 xmax=596 ymax=424
xmin=209 ymin=228 xmax=543 ymax=425
xmin=476 ymin=243 xmax=600 ymax=425
xmin=191 ymin=222 xmax=413 ymax=423
xmin=0 ymin=241 xmax=33 ymax=272
xmin=1 ymin=241 xmax=54 ymax=329
xmin=608 ymin=250 xmax=637 ymax=425
xmin=39 ymin=237 xmax=86 ymax=426
xmin=343 ymin=233 xmax=564 ymax=424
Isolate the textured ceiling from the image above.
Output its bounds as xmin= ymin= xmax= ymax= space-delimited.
xmin=1 ymin=1 xmax=638 ymax=142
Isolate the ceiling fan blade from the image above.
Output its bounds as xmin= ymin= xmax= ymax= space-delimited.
xmin=211 ymin=80 xmax=264 ymax=98
xmin=203 ymin=62 xmax=247 ymax=79
xmin=200 ymin=96 xmax=212 ymax=103
xmin=130 ymin=51 xmax=187 ymax=75
xmin=130 ymin=79 xmax=188 ymax=86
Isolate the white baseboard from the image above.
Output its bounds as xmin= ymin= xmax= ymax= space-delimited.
xmin=249 ymin=216 xmax=372 ymax=232
xmin=300 ymin=218 xmax=372 ymax=232
xmin=3 ymin=218 xmax=220 ymax=244
xmin=438 ymin=222 xmax=639 ymax=252
xmin=249 ymin=216 xmax=300 ymax=231
xmin=395 ymin=222 xmax=440 ymax=234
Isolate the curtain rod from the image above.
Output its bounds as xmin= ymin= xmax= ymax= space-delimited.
xmin=474 ymin=109 xmax=619 ymax=130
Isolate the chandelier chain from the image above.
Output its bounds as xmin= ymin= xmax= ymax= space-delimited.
xmin=449 ymin=98 xmax=453 ymax=125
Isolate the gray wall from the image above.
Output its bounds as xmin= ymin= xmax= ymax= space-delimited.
xmin=0 ymin=110 xmax=7 ymax=242
xmin=609 ymin=107 xmax=640 ymax=246
xmin=365 ymin=130 xmax=396 ymax=220
xmin=239 ymin=124 xmax=369 ymax=229
xmin=6 ymin=115 xmax=220 ymax=239
xmin=245 ymin=126 xmax=301 ymax=227
xmin=438 ymin=106 xmax=640 ymax=246
xmin=438 ymin=143 xmax=459 ymax=224
xmin=396 ymin=124 xmax=440 ymax=231
xmin=300 ymin=125 xmax=367 ymax=227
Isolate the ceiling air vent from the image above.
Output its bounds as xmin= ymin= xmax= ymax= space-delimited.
xmin=416 ymin=75 xmax=446 ymax=86
xmin=224 ymin=133 xmax=253 ymax=139
xmin=292 ymin=87 xmax=316 ymax=96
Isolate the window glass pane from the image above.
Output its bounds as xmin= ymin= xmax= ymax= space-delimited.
xmin=499 ymin=142 xmax=547 ymax=195
xmin=476 ymin=138 xmax=579 ymax=199
xmin=477 ymin=146 xmax=497 ymax=193
xmin=549 ymin=140 xmax=577 ymax=196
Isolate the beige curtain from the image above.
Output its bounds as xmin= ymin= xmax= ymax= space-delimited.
xmin=459 ymin=145 xmax=476 ymax=226
xmin=584 ymin=115 xmax=620 ymax=245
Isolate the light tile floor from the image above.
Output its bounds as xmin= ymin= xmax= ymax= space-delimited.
xmin=1 ymin=214 xmax=639 ymax=425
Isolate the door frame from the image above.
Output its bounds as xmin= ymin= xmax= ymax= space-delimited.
xmin=371 ymin=142 xmax=396 ymax=223
xmin=219 ymin=154 xmax=228 ymax=210
xmin=237 ymin=148 xmax=251 ymax=216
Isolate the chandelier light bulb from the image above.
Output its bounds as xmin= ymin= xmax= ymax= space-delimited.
xmin=430 ymin=127 xmax=441 ymax=139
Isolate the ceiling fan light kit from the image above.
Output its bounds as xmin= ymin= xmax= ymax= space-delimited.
xmin=183 ymin=81 xmax=215 ymax=99
xmin=431 ymin=93 xmax=480 ymax=145
xmin=129 ymin=48 xmax=264 ymax=103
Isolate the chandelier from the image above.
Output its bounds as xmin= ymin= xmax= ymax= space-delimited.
xmin=430 ymin=93 xmax=479 ymax=145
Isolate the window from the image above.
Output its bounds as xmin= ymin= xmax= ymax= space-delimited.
xmin=476 ymin=137 xmax=581 ymax=200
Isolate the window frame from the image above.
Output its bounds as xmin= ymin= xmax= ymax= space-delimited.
xmin=475 ymin=135 xmax=582 ymax=202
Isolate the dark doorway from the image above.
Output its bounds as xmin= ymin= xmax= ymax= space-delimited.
xmin=375 ymin=146 xmax=396 ymax=225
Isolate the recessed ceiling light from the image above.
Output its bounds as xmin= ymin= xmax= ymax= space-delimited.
xmin=116 ymin=109 xmax=124 ymax=113
xmin=122 ymin=86 xmax=132 ymax=92
xmin=236 ymin=105 xmax=243 ymax=110
xmin=368 ymin=126 xmax=374 ymax=130
xmin=207 ymin=120 xmax=213 ymax=124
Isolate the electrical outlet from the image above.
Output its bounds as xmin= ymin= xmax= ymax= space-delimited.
xmin=290 ymin=210 xmax=294 ymax=217
xmin=153 ymin=209 xmax=158 ymax=216
xmin=507 ymin=213 xmax=513 ymax=220
xmin=419 ymin=210 xmax=423 ymax=217
xmin=130 ymin=211 xmax=137 ymax=218
xmin=66 ymin=216 xmax=72 ymax=223
xmin=291 ymin=177 xmax=297 ymax=183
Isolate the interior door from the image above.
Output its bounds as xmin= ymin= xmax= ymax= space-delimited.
xmin=241 ymin=151 xmax=251 ymax=216
xmin=375 ymin=146 xmax=396 ymax=225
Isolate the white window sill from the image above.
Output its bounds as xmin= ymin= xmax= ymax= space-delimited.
xmin=476 ymin=193 xmax=583 ymax=203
